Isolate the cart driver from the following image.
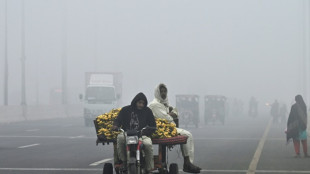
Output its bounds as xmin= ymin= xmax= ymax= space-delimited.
xmin=148 ymin=84 xmax=202 ymax=173
xmin=112 ymin=92 xmax=156 ymax=174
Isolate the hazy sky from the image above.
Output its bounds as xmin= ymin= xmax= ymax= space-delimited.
xmin=0 ymin=0 xmax=309 ymax=106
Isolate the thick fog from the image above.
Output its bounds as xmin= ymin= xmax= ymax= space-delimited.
xmin=0 ymin=0 xmax=309 ymax=107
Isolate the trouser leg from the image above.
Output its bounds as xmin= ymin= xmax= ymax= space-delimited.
xmin=142 ymin=136 xmax=154 ymax=171
xmin=117 ymin=133 xmax=126 ymax=163
xmin=113 ymin=143 xmax=121 ymax=164
xmin=176 ymin=128 xmax=194 ymax=163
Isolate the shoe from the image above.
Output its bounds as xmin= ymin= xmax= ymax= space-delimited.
xmin=295 ymin=154 xmax=301 ymax=158
xmin=183 ymin=163 xmax=201 ymax=173
xmin=304 ymin=154 xmax=310 ymax=158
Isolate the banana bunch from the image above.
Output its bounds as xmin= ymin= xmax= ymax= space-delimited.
xmin=96 ymin=108 xmax=122 ymax=140
xmin=152 ymin=118 xmax=178 ymax=139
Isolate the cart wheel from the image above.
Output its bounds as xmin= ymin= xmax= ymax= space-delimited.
xmin=169 ymin=163 xmax=179 ymax=174
xmin=115 ymin=167 xmax=119 ymax=174
xmin=103 ymin=163 xmax=113 ymax=174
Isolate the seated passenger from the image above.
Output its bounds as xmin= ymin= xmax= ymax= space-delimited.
xmin=148 ymin=84 xmax=201 ymax=173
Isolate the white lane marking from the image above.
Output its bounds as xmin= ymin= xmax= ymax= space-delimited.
xmin=18 ymin=144 xmax=40 ymax=149
xmin=89 ymin=158 xmax=113 ymax=166
xmin=69 ymin=135 xmax=85 ymax=139
xmin=26 ymin=129 xmax=40 ymax=132
xmin=247 ymin=118 xmax=273 ymax=174
xmin=0 ymin=168 xmax=309 ymax=173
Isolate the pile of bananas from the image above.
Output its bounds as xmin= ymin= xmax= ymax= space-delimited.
xmin=152 ymin=118 xmax=178 ymax=139
xmin=96 ymin=108 xmax=121 ymax=140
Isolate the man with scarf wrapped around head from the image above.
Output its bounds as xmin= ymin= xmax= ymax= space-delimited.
xmin=286 ymin=95 xmax=309 ymax=158
xmin=148 ymin=84 xmax=201 ymax=173
xmin=113 ymin=92 xmax=156 ymax=174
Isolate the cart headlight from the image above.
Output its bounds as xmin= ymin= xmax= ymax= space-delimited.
xmin=126 ymin=136 xmax=138 ymax=144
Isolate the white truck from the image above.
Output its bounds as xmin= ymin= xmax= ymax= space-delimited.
xmin=80 ymin=72 xmax=122 ymax=126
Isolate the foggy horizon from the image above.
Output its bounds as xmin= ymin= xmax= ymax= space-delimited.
xmin=0 ymin=0 xmax=309 ymax=107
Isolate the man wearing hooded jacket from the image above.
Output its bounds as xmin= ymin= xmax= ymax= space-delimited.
xmin=113 ymin=92 xmax=156 ymax=173
xmin=148 ymin=84 xmax=201 ymax=173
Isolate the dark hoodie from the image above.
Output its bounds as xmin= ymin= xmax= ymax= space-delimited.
xmin=113 ymin=93 xmax=156 ymax=133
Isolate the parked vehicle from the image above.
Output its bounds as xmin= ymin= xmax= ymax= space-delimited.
xmin=176 ymin=95 xmax=199 ymax=128
xmin=204 ymin=95 xmax=227 ymax=125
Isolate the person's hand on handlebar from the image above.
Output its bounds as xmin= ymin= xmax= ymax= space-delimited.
xmin=142 ymin=126 xmax=157 ymax=136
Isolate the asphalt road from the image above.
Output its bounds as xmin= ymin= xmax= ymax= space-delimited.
xmin=0 ymin=113 xmax=309 ymax=174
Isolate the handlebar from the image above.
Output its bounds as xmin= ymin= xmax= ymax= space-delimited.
xmin=116 ymin=126 xmax=156 ymax=136
xmin=141 ymin=126 xmax=157 ymax=131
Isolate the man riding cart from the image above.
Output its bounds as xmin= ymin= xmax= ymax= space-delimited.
xmin=113 ymin=92 xmax=156 ymax=174
xmin=94 ymin=92 xmax=190 ymax=174
xmin=175 ymin=95 xmax=200 ymax=128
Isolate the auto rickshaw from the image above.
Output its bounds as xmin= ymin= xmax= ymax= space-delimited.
xmin=176 ymin=95 xmax=200 ymax=128
xmin=204 ymin=95 xmax=226 ymax=125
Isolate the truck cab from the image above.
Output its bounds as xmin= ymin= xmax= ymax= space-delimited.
xmin=82 ymin=72 xmax=122 ymax=127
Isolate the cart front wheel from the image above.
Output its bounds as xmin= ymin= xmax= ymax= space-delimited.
xmin=169 ymin=163 xmax=179 ymax=174
xmin=103 ymin=163 xmax=113 ymax=174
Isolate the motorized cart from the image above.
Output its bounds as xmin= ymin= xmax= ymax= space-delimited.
xmin=94 ymin=120 xmax=188 ymax=174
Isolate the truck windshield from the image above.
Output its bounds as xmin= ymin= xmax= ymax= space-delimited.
xmin=86 ymin=86 xmax=116 ymax=104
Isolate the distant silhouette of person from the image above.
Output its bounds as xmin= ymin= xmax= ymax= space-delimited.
xmin=248 ymin=97 xmax=258 ymax=117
